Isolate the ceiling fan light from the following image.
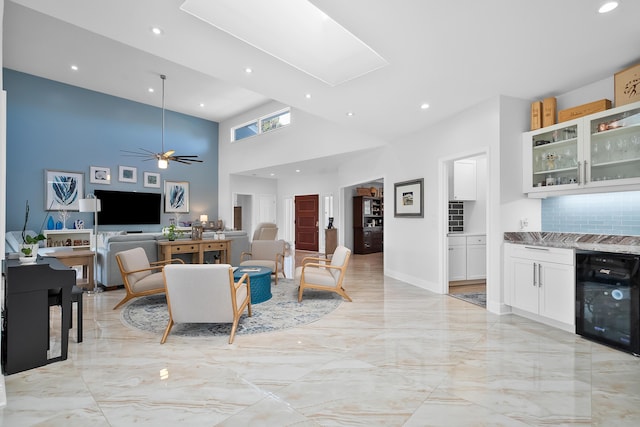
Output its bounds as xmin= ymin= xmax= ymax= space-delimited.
xmin=158 ymin=159 xmax=168 ymax=169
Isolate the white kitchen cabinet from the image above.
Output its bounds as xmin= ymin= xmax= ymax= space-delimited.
xmin=505 ymin=243 xmax=575 ymax=327
xmin=522 ymin=100 xmax=640 ymax=197
xmin=448 ymin=235 xmax=467 ymax=281
xmin=453 ymin=160 xmax=476 ymax=201
xmin=466 ymin=235 xmax=487 ymax=279
xmin=449 ymin=234 xmax=486 ymax=281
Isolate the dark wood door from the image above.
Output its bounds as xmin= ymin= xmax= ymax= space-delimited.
xmin=295 ymin=194 xmax=318 ymax=251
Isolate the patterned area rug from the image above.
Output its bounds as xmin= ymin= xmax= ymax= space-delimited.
xmin=449 ymin=292 xmax=486 ymax=308
xmin=120 ymin=280 xmax=343 ymax=338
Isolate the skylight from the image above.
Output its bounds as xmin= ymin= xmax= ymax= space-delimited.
xmin=180 ymin=0 xmax=388 ymax=86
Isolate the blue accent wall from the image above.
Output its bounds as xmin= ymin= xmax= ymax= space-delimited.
xmin=4 ymin=69 xmax=219 ymax=232
xmin=541 ymin=191 xmax=640 ymax=235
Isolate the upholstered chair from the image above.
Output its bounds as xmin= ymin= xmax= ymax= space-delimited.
xmin=161 ymin=264 xmax=252 ymax=344
xmin=251 ymin=222 xmax=278 ymax=240
xmin=114 ymin=247 xmax=184 ymax=309
xmin=239 ymin=239 xmax=286 ymax=285
xmin=296 ymin=245 xmax=352 ymax=302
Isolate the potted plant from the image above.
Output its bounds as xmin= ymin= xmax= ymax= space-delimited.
xmin=21 ymin=200 xmax=46 ymax=257
xmin=163 ymin=223 xmax=183 ymax=241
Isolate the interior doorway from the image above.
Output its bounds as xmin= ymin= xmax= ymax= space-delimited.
xmin=233 ymin=193 xmax=253 ymax=234
xmin=444 ymin=153 xmax=488 ymax=308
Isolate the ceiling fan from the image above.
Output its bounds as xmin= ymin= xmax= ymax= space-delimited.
xmin=122 ymin=74 xmax=202 ymax=168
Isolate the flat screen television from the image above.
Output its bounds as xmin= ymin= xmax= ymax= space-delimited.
xmin=94 ymin=190 xmax=161 ymax=225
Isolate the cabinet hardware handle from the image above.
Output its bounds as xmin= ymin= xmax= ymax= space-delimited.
xmin=533 ymin=262 xmax=537 ymax=286
xmin=538 ymin=263 xmax=542 ymax=287
xmin=583 ymin=160 xmax=588 ymax=184
xmin=524 ymin=246 xmax=549 ymax=251
xmin=577 ymin=161 xmax=582 ymax=184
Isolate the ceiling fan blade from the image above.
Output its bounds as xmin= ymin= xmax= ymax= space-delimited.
xmin=163 ymin=149 xmax=175 ymax=157
xmin=174 ymin=157 xmax=203 ymax=163
xmin=171 ymin=158 xmax=192 ymax=164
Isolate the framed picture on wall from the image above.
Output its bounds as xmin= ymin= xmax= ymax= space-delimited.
xmin=90 ymin=166 xmax=111 ymax=184
xmin=118 ymin=165 xmax=137 ymax=183
xmin=164 ymin=180 xmax=189 ymax=213
xmin=394 ymin=178 xmax=424 ymax=218
xmin=44 ymin=169 xmax=84 ymax=211
xmin=143 ymin=172 xmax=161 ymax=188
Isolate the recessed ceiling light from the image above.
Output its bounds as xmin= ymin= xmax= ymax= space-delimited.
xmin=305 ymin=93 xmax=312 ymax=99
xmin=148 ymin=87 xmax=155 ymax=93
xmin=151 ymin=27 xmax=164 ymax=35
xmin=245 ymin=67 xmax=253 ymax=74
xmin=200 ymin=103 xmax=205 ymax=107
xmin=599 ymin=1 xmax=618 ymax=13
xmin=420 ymin=103 xmax=430 ymax=110
xmin=295 ymin=169 xmax=301 ymax=173
xmin=70 ymin=65 xmax=78 ymax=71
xmin=270 ymin=173 xmax=275 ymax=176
xmin=346 ymin=111 xmax=354 ymax=117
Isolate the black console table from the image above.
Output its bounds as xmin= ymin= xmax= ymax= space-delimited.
xmin=2 ymin=257 xmax=75 ymax=375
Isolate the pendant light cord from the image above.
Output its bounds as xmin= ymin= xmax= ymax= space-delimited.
xmin=161 ymin=74 xmax=166 ymax=154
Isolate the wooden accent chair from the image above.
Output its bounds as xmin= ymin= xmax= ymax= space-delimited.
xmin=296 ymin=245 xmax=352 ymax=302
xmin=114 ymin=247 xmax=184 ymax=310
xmin=240 ymin=239 xmax=286 ymax=285
xmin=161 ymin=264 xmax=252 ymax=344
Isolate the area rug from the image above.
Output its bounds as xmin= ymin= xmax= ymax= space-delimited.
xmin=449 ymin=292 xmax=486 ymax=308
xmin=120 ymin=280 xmax=343 ymax=338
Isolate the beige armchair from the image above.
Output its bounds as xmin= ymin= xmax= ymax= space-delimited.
xmin=240 ymin=239 xmax=286 ymax=285
xmin=161 ymin=264 xmax=252 ymax=344
xmin=114 ymin=247 xmax=184 ymax=309
xmin=252 ymin=222 xmax=278 ymax=240
xmin=296 ymin=245 xmax=352 ymax=302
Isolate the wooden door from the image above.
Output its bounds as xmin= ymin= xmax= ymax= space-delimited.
xmin=295 ymin=194 xmax=318 ymax=251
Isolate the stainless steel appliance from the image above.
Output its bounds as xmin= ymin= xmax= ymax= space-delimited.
xmin=576 ymin=251 xmax=640 ymax=355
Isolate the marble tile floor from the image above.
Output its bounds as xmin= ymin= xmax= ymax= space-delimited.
xmin=2 ymin=252 xmax=640 ymax=426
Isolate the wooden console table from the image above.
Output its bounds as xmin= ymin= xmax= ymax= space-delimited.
xmin=45 ymin=250 xmax=95 ymax=290
xmin=157 ymin=239 xmax=231 ymax=264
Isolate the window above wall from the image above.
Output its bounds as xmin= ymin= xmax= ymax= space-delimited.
xmin=231 ymin=108 xmax=291 ymax=142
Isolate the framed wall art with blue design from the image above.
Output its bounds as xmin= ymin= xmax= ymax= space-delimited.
xmin=45 ymin=169 xmax=84 ymax=211
xmin=164 ymin=180 xmax=189 ymax=213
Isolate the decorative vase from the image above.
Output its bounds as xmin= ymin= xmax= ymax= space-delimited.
xmin=19 ymin=243 xmax=39 ymax=257
xmin=47 ymin=216 xmax=55 ymax=230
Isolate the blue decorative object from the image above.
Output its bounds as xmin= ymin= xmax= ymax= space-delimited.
xmin=47 ymin=216 xmax=54 ymax=230
xmin=55 ymin=221 xmax=63 ymax=230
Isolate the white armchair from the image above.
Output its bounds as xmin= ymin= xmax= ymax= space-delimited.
xmin=240 ymin=239 xmax=286 ymax=285
xmin=295 ymin=245 xmax=352 ymax=302
xmin=161 ymin=264 xmax=252 ymax=344
xmin=252 ymin=222 xmax=278 ymax=240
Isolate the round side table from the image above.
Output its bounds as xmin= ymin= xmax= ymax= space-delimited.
xmin=233 ymin=266 xmax=272 ymax=304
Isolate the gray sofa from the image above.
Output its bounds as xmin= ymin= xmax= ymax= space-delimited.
xmin=96 ymin=230 xmax=249 ymax=288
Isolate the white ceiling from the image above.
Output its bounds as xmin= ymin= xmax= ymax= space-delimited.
xmin=4 ymin=0 xmax=640 ymax=177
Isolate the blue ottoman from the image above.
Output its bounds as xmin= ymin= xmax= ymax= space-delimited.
xmin=234 ymin=266 xmax=272 ymax=304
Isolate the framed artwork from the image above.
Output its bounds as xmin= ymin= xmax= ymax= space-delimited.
xmin=143 ymin=172 xmax=161 ymax=188
xmin=118 ymin=165 xmax=137 ymax=183
xmin=90 ymin=166 xmax=111 ymax=184
xmin=164 ymin=180 xmax=190 ymax=213
xmin=394 ymin=178 xmax=424 ymax=218
xmin=45 ymin=169 xmax=84 ymax=211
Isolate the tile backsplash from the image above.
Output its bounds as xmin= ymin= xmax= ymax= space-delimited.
xmin=448 ymin=201 xmax=464 ymax=233
xmin=541 ymin=191 xmax=640 ymax=235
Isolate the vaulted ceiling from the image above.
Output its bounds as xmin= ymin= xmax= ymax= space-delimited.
xmin=4 ymin=0 xmax=640 ymax=144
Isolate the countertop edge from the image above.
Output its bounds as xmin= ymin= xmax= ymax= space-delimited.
xmin=504 ymin=232 xmax=640 ymax=255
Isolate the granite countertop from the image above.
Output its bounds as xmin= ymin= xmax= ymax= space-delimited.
xmin=504 ymin=232 xmax=640 ymax=255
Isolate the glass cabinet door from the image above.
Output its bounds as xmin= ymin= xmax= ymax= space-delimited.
xmin=530 ymin=123 xmax=579 ymax=188
xmin=588 ymin=106 xmax=640 ymax=183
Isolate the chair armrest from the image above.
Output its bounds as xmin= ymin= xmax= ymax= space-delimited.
xmin=240 ymin=251 xmax=252 ymax=262
xmin=302 ymin=262 xmax=343 ymax=271
xmin=234 ymin=272 xmax=249 ymax=288
xmin=150 ymin=258 xmax=185 ymax=267
xmin=122 ymin=265 xmax=165 ymax=275
xmin=301 ymin=256 xmax=329 ymax=265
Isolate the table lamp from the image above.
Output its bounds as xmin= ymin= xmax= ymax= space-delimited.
xmin=79 ymin=194 xmax=102 ymax=293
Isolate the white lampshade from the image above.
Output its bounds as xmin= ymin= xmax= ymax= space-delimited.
xmin=158 ymin=159 xmax=168 ymax=169
xmin=200 ymin=214 xmax=208 ymax=222
xmin=79 ymin=198 xmax=101 ymax=212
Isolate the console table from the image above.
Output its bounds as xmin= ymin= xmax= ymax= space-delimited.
xmin=157 ymin=239 xmax=231 ymax=264
xmin=2 ymin=257 xmax=75 ymax=375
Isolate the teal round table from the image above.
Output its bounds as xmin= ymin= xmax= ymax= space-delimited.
xmin=234 ymin=266 xmax=272 ymax=304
